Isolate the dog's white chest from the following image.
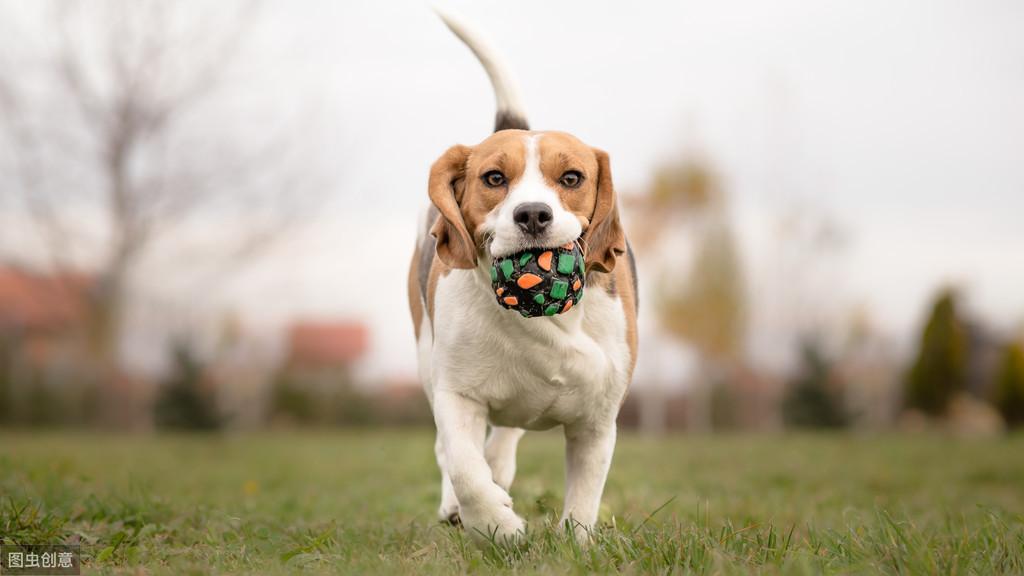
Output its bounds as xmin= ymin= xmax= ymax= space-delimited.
xmin=428 ymin=269 xmax=630 ymax=430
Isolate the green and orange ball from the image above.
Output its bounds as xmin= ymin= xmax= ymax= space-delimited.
xmin=490 ymin=241 xmax=585 ymax=318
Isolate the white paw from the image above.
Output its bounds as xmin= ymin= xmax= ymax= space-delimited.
xmin=462 ymin=496 xmax=525 ymax=545
xmin=438 ymin=504 xmax=461 ymax=526
xmin=438 ymin=481 xmax=461 ymax=524
xmin=561 ymin=517 xmax=594 ymax=545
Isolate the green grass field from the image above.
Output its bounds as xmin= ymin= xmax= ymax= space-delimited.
xmin=1 ymin=430 xmax=1022 ymax=574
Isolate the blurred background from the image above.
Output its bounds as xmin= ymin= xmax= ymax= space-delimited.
xmin=1 ymin=0 xmax=1022 ymax=435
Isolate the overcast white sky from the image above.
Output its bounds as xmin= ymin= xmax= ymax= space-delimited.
xmin=4 ymin=1 xmax=1024 ymax=379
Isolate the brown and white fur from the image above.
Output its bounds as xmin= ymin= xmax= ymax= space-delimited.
xmin=408 ymin=8 xmax=638 ymax=544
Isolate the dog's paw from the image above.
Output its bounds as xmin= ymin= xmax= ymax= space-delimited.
xmin=461 ymin=499 xmax=526 ymax=545
xmin=560 ymin=517 xmax=594 ymax=545
xmin=438 ymin=502 xmax=461 ymax=526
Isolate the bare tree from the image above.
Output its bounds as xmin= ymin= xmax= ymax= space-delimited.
xmin=0 ymin=1 xmax=322 ymax=410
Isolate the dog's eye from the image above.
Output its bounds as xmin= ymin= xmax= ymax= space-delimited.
xmin=482 ymin=171 xmax=506 ymax=188
xmin=559 ymin=171 xmax=583 ymax=188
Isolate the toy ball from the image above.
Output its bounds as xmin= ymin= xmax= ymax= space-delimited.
xmin=490 ymin=241 xmax=585 ymax=318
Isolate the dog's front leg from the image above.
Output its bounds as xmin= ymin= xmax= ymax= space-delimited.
xmin=561 ymin=420 xmax=616 ymax=541
xmin=433 ymin=389 xmax=525 ymax=543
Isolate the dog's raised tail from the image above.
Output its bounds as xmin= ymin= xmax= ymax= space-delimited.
xmin=433 ymin=6 xmax=529 ymax=132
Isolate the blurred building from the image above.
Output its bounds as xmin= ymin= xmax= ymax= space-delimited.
xmin=0 ymin=266 xmax=96 ymax=424
xmin=0 ymin=267 xmax=92 ymax=372
xmin=285 ymin=321 xmax=369 ymax=377
xmin=268 ymin=320 xmax=371 ymax=425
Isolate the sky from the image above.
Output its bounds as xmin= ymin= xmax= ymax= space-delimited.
xmin=3 ymin=0 xmax=1024 ymax=380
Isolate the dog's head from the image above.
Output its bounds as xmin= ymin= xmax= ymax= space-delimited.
xmin=428 ymin=130 xmax=626 ymax=274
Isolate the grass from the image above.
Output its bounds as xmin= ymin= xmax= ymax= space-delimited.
xmin=1 ymin=430 xmax=1023 ymax=574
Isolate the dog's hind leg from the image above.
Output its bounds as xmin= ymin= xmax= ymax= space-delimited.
xmin=434 ymin=433 xmax=461 ymax=524
xmin=485 ymin=426 xmax=525 ymax=491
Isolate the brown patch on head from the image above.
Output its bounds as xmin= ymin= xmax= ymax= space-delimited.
xmin=536 ymin=132 xmax=600 ymax=228
xmin=457 ymin=131 xmax=528 ymax=247
xmin=427 ymin=131 xmax=533 ymax=268
xmin=536 ymin=133 xmax=625 ymax=273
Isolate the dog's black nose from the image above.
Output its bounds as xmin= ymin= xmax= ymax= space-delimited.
xmin=513 ymin=202 xmax=553 ymax=236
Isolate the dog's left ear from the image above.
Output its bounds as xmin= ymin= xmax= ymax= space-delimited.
xmin=582 ymin=148 xmax=626 ymax=273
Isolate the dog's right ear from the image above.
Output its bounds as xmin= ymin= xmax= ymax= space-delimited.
xmin=428 ymin=144 xmax=477 ymax=269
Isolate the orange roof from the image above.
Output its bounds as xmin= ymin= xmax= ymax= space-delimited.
xmin=0 ymin=267 xmax=92 ymax=333
xmin=287 ymin=321 xmax=369 ymax=367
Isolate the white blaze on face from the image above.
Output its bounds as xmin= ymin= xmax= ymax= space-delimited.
xmin=485 ymin=134 xmax=583 ymax=258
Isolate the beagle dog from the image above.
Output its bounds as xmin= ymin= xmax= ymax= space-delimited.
xmin=408 ymin=9 xmax=638 ymax=543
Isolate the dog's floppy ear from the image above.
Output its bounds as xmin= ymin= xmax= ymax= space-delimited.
xmin=428 ymin=144 xmax=477 ymax=269
xmin=582 ymin=148 xmax=626 ymax=273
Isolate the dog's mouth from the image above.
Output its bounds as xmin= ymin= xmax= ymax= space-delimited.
xmin=485 ymin=232 xmax=580 ymax=260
